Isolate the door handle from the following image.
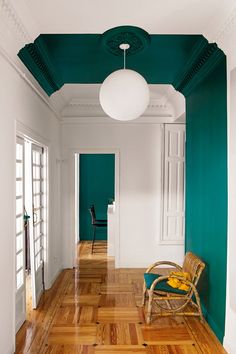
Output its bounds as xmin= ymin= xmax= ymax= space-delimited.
xmin=33 ymin=211 xmax=38 ymax=225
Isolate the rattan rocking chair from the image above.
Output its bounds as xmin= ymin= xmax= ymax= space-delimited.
xmin=142 ymin=252 xmax=205 ymax=324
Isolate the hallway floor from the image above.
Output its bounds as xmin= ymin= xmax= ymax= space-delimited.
xmin=16 ymin=241 xmax=226 ymax=353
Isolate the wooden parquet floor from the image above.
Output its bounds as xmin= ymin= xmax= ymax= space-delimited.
xmin=16 ymin=241 xmax=226 ymax=353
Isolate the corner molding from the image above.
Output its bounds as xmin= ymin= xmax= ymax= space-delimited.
xmin=0 ymin=43 xmax=61 ymax=121
xmin=214 ymin=7 xmax=236 ymax=45
xmin=205 ymin=5 xmax=236 ymax=48
xmin=173 ymin=37 xmax=225 ymax=97
xmin=0 ymin=0 xmax=62 ymax=119
xmin=18 ymin=36 xmax=63 ymax=96
xmin=0 ymin=0 xmax=31 ymax=45
xmin=203 ymin=5 xmax=236 ymax=69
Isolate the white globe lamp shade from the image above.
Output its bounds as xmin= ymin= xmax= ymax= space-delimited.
xmin=99 ymin=69 xmax=150 ymax=121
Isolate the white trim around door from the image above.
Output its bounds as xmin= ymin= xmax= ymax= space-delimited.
xmin=66 ymin=148 xmax=120 ymax=269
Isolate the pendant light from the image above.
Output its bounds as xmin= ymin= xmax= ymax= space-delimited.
xmin=99 ymin=43 xmax=150 ymax=121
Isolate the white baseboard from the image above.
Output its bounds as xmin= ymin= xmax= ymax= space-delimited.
xmin=46 ymin=266 xmax=63 ymax=290
xmin=223 ymin=336 xmax=236 ymax=354
xmin=4 ymin=344 xmax=14 ymax=354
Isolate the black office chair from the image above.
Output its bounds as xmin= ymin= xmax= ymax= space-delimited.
xmin=88 ymin=204 xmax=107 ymax=253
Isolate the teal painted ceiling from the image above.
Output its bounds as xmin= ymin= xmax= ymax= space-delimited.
xmin=40 ymin=34 xmax=201 ymax=83
xmin=18 ymin=30 xmax=225 ymax=97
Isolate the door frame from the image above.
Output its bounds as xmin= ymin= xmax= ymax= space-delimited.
xmin=69 ymin=148 xmax=120 ymax=268
xmin=14 ymin=121 xmax=50 ymax=332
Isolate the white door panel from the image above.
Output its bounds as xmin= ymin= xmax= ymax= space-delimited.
xmin=15 ymin=137 xmax=26 ymax=332
xmin=162 ymin=124 xmax=185 ymax=244
xmin=31 ymin=144 xmax=45 ymax=309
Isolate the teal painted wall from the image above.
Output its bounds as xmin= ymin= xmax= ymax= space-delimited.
xmin=79 ymin=154 xmax=115 ymax=241
xmin=185 ymin=58 xmax=227 ymax=342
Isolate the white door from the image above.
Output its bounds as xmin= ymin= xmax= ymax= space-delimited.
xmin=31 ymin=144 xmax=45 ymax=308
xmin=162 ymin=124 xmax=185 ymax=244
xmin=15 ymin=137 xmax=26 ymax=332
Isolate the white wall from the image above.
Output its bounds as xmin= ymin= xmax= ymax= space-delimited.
xmin=61 ymin=122 xmax=184 ymax=269
xmin=217 ymin=16 xmax=236 ymax=354
xmin=0 ymin=53 xmax=62 ymax=354
xmin=224 ymin=66 xmax=236 ymax=354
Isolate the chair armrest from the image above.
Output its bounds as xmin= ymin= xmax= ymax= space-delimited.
xmin=145 ymin=261 xmax=182 ymax=273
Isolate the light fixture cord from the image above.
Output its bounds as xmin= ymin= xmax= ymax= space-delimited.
xmin=123 ymin=48 xmax=126 ymax=69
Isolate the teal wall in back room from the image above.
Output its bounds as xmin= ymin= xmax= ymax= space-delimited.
xmin=185 ymin=57 xmax=227 ymax=342
xmin=79 ymin=154 xmax=115 ymax=241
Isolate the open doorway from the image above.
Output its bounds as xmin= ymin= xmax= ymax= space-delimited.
xmin=74 ymin=149 xmax=119 ymax=267
xmin=76 ymin=153 xmax=115 ymax=254
xmin=15 ymin=135 xmax=48 ymax=333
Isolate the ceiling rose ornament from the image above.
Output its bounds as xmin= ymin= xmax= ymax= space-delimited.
xmin=99 ymin=26 xmax=150 ymax=121
xmin=101 ymin=25 xmax=151 ymax=56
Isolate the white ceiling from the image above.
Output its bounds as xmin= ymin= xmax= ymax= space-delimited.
xmin=24 ymin=0 xmax=235 ymax=35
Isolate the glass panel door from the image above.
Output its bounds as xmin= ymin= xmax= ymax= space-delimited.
xmin=31 ymin=144 xmax=45 ymax=308
xmin=15 ymin=137 xmax=26 ymax=332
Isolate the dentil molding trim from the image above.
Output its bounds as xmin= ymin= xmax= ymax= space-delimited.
xmin=0 ymin=0 xmax=31 ymax=45
xmin=0 ymin=43 xmax=61 ymax=121
xmin=18 ymin=36 xmax=63 ymax=96
xmin=216 ymin=7 xmax=236 ymax=44
xmin=68 ymin=97 xmax=168 ymax=109
xmin=173 ymin=37 xmax=225 ymax=97
xmin=204 ymin=4 xmax=236 ymax=69
xmin=207 ymin=5 xmax=236 ymax=47
xmin=0 ymin=0 xmax=62 ymax=120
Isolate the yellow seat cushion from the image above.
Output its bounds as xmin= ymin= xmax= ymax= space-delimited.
xmin=167 ymin=271 xmax=191 ymax=292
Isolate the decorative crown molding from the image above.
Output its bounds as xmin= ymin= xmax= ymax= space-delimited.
xmin=69 ymin=98 xmax=100 ymax=107
xmin=18 ymin=36 xmax=63 ymax=96
xmin=68 ymin=97 xmax=169 ymax=109
xmin=0 ymin=0 xmax=62 ymax=120
xmin=203 ymin=4 xmax=236 ymax=69
xmin=60 ymin=98 xmax=175 ymax=119
xmin=0 ymin=0 xmax=31 ymax=45
xmin=173 ymin=37 xmax=225 ymax=97
xmin=206 ymin=5 xmax=236 ymax=47
xmin=215 ymin=7 xmax=236 ymax=44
